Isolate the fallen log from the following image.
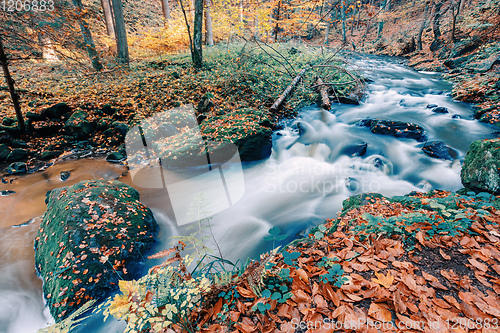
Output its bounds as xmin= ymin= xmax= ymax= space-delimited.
xmin=315 ymin=76 xmax=331 ymax=110
xmin=270 ymin=68 xmax=307 ymax=111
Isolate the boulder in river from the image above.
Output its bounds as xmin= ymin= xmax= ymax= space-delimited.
xmin=369 ymin=119 xmax=426 ymax=141
xmin=461 ymin=139 xmax=500 ymax=194
xmin=6 ymin=162 xmax=27 ymax=175
xmin=34 ymin=180 xmax=158 ymax=321
xmin=431 ymin=106 xmax=449 ymax=114
xmin=341 ymin=142 xmax=368 ymax=157
xmin=422 ymin=141 xmax=456 ymax=160
xmin=6 ymin=148 xmax=28 ymax=162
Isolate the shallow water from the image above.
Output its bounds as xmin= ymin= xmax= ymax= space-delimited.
xmin=0 ymin=55 xmax=497 ymax=332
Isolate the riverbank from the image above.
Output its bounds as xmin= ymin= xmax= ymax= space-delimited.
xmin=0 ymin=43 xmax=360 ymax=175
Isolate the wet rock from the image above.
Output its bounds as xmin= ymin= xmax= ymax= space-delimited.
xmin=6 ymin=162 xmax=27 ymax=175
xmin=370 ymin=119 xmax=426 ymax=141
xmin=63 ymin=111 xmax=94 ymax=140
xmin=397 ymin=36 xmax=416 ymax=56
xmin=97 ymin=117 xmax=113 ymax=130
xmin=101 ymin=104 xmax=116 ymax=116
xmin=2 ymin=117 xmax=16 ymax=126
xmin=26 ymin=111 xmax=45 ymax=121
xmin=32 ymin=120 xmax=64 ymax=137
xmin=10 ymin=140 xmax=29 ymax=148
xmin=450 ymin=38 xmax=481 ymax=58
xmin=197 ymin=94 xmax=214 ymax=115
xmin=345 ymin=177 xmax=360 ymax=192
xmin=103 ymin=128 xmax=125 ymax=146
xmin=0 ymin=144 xmax=11 ymax=161
xmin=461 ymin=138 xmax=500 ymax=194
xmin=60 ymin=171 xmax=71 ymax=181
xmin=431 ymin=106 xmax=449 ymax=113
xmin=0 ymin=131 xmax=9 ymax=143
xmin=1 ymin=190 xmax=15 ymax=196
xmin=341 ymin=142 xmax=368 ymax=157
xmin=40 ymin=150 xmax=63 ymax=160
xmin=426 ymin=104 xmax=438 ymax=108
xmin=357 ymin=119 xmax=373 ymax=127
xmin=422 ymin=141 xmax=456 ymax=160
xmin=7 ymin=148 xmax=28 ymax=162
xmin=336 ymin=96 xmax=360 ymax=105
xmin=106 ymin=152 xmax=125 ymax=163
xmin=452 ymin=115 xmax=462 ymax=119
xmin=42 ymin=103 xmax=72 ymax=120
xmin=34 ymin=180 xmax=158 ymax=321
xmin=112 ymin=121 xmax=129 ymax=135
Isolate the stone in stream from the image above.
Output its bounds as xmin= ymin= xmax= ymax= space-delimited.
xmin=369 ymin=119 xmax=426 ymax=142
xmin=431 ymin=106 xmax=449 ymax=114
xmin=341 ymin=142 xmax=368 ymax=157
xmin=426 ymin=104 xmax=438 ymax=109
xmin=60 ymin=171 xmax=71 ymax=181
xmin=422 ymin=141 xmax=456 ymax=160
xmin=34 ymin=180 xmax=158 ymax=321
xmin=461 ymin=138 xmax=500 ymax=194
xmin=0 ymin=190 xmax=15 ymax=196
xmin=6 ymin=162 xmax=27 ymax=175
xmin=106 ymin=152 xmax=125 ymax=163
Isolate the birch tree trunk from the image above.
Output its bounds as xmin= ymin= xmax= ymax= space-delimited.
xmin=111 ymin=0 xmax=129 ymax=67
xmin=101 ymin=0 xmax=115 ymax=37
xmin=205 ymin=0 xmax=214 ymax=46
xmin=72 ymin=0 xmax=103 ymax=71
xmin=161 ymin=0 xmax=171 ymax=21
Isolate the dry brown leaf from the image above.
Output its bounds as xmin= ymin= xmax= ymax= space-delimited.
xmin=368 ymin=302 xmax=392 ymax=322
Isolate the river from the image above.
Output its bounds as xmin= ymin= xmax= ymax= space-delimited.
xmin=0 ymin=55 xmax=497 ymax=332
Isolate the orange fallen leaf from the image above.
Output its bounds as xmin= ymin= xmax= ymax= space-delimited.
xmin=372 ymin=271 xmax=394 ymax=288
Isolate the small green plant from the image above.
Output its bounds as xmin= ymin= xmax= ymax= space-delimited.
xmin=319 ymin=264 xmax=348 ymax=287
xmin=282 ymin=251 xmax=301 ymax=265
xmin=264 ymin=226 xmax=289 ymax=249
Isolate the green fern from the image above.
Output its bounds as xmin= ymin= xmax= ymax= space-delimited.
xmin=37 ymin=300 xmax=96 ymax=333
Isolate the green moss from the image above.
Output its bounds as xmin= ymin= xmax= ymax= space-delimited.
xmin=34 ymin=180 xmax=158 ymax=321
xmin=461 ymin=139 xmax=500 ymax=193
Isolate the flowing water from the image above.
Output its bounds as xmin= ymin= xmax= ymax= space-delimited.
xmin=0 ymin=55 xmax=497 ymax=332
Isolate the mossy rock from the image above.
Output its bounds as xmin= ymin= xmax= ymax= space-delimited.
xmin=461 ymin=139 xmax=500 ymax=194
xmin=0 ymin=144 xmax=11 ymax=161
xmin=34 ymin=180 xmax=158 ymax=321
xmin=340 ymin=193 xmax=387 ymax=216
xmin=63 ymin=111 xmax=95 ymax=139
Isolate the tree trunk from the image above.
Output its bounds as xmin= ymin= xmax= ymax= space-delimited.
xmin=341 ymin=2 xmax=347 ymax=43
xmin=324 ymin=22 xmax=330 ymax=44
xmin=0 ymin=37 xmax=25 ymax=132
xmin=417 ymin=1 xmax=430 ymax=50
xmin=274 ymin=0 xmax=281 ymax=42
xmin=72 ymin=0 xmax=103 ymax=71
xmin=240 ymin=0 xmax=244 ymax=24
xmin=315 ymin=77 xmax=331 ymax=110
xmin=193 ymin=0 xmax=204 ymax=68
xmin=38 ymin=34 xmax=59 ymax=62
xmin=432 ymin=1 xmax=443 ymax=41
xmin=270 ymin=68 xmax=307 ymax=111
xmin=204 ymin=0 xmax=214 ymax=46
xmin=101 ymin=0 xmax=115 ymax=37
xmin=111 ymin=0 xmax=129 ymax=67
xmin=161 ymin=0 xmax=171 ymax=21
xmin=377 ymin=0 xmax=387 ymax=38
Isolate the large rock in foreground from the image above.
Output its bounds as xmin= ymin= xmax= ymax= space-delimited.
xmin=461 ymin=139 xmax=500 ymax=194
xmin=34 ymin=180 xmax=158 ymax=321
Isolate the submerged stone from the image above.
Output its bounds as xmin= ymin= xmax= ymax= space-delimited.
xmin=34 ymin=180 xmax=158 ymax=321
xmin=422 ymin=141 xmax=456 ymax=160
xmin=370 ymin=119 xmax=426 ymax=141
